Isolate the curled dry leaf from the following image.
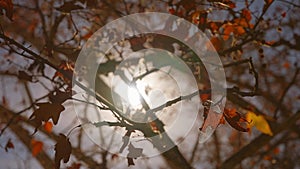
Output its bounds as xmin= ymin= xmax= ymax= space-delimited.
xmin=55 ymin=134 xmax=72 ymax=169
xmin=224 ymin=108 xmax=249 ymax=132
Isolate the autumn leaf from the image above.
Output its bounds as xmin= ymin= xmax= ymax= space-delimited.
xmin=44 ymin=121 xmax=53 ymax=133
xmin=55 ymin=1 xmax=84 ymax=13
xmin=53 ymin=61 xmax=74 ymax=86
xmin=31 ymin=139 xmax=43 ymax=156
xmin=0 ymin=0 xmax=13 ymax=20
xmin=242 ymin=9 xmax=252 ymax=21
xmin=207 ymin=36 xmax=223 ymax=51
xmin=246 ymin=111 xmax=273 ymax=136
xmin=127 ymin=143 xmax=143 ymax=166
xmin=55 ymin=134 xmax=72 ymax=169
xmin=208 ymin=21 xmax=222 ymax=33
xmin=283 ymin=62 xmax=290 ymax=69
xmin=223 ymin=24 xmax=234 ymax=40
xmin=18 ymin=71 xmax=33 ymax=82
xmin=29 ymin=102 xmax=65 ymax=132
xmin=4 ymin=139 xmax=14 ymax=152
xmin=49 ymin=89 xmax=73 ymax=104
xmin=224 ymin=108 xmax=249 ymax=132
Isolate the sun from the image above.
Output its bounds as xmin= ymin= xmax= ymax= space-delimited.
xmin=127 ymin=80 xmax=148 ymax=108
xmin=128 ymin=86 xmax=141 ymax=107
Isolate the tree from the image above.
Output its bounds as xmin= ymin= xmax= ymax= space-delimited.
xmin=0 ymin=0 xmax=300 ymax=169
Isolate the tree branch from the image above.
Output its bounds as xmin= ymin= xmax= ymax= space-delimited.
xmin=220 ymin=110 xmax=300 ymax=169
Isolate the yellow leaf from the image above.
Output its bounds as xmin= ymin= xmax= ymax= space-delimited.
xmin=246 ymin=111 xmax=273 ymax=136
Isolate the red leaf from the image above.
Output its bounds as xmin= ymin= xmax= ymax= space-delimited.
xmin=5 ymin=139 xmax=14 ymax=152
xmin=31 ymin=139 xmax=43 ymax=156
xmin=0 ymin=0 xmax=13 ymax=20
xmin=55 ymin=134 xmax=72 ymax=169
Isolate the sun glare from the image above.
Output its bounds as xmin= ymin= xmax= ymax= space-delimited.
xmin=128 ymin=86 xmax=141 ymax=107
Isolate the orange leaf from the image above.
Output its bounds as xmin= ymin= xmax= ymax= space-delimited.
xmin=200 ymin=93 xmax=211 ymax=101
xmin=283 ymin=62 xmax=290 ymax=69
xmin=52 ymin=61 xmax=74 ymax=85
xmin=223 ymin=24 xmax=234 ymax=40
xmin=209 ymin=22 xmax=220 ymax=33
xmin=191 ymin=11 xmax=201 ymax=24
xmin=149 ymin=121 xmax=160 ymax=133
xmin=44 ymin=121 xmax=53 ymax=133
xmin=226 ymin=0 xmax=236 ymax=8
xmin=234 ymin=18 xmax=253 ymax=28
xmin=242 ymin=9 xmax=252 ymax=21
xmin=273 ymin=147 xmax=280 ymax=155
xmin=31 ymin=139 xmax=43 ymax=156
xmin=263 ymin=155 xmax=272 ymax=161
xmin=236 ymin=26 xmax=246 ymax=35
xmin=82 ymin=31 xmax=93 ymax=40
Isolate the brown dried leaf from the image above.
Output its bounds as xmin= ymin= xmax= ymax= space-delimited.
xmin=0 ymin=0 xmax=13 ymax=20
xmin=55 ymin=134 xmax=72 ymax=169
